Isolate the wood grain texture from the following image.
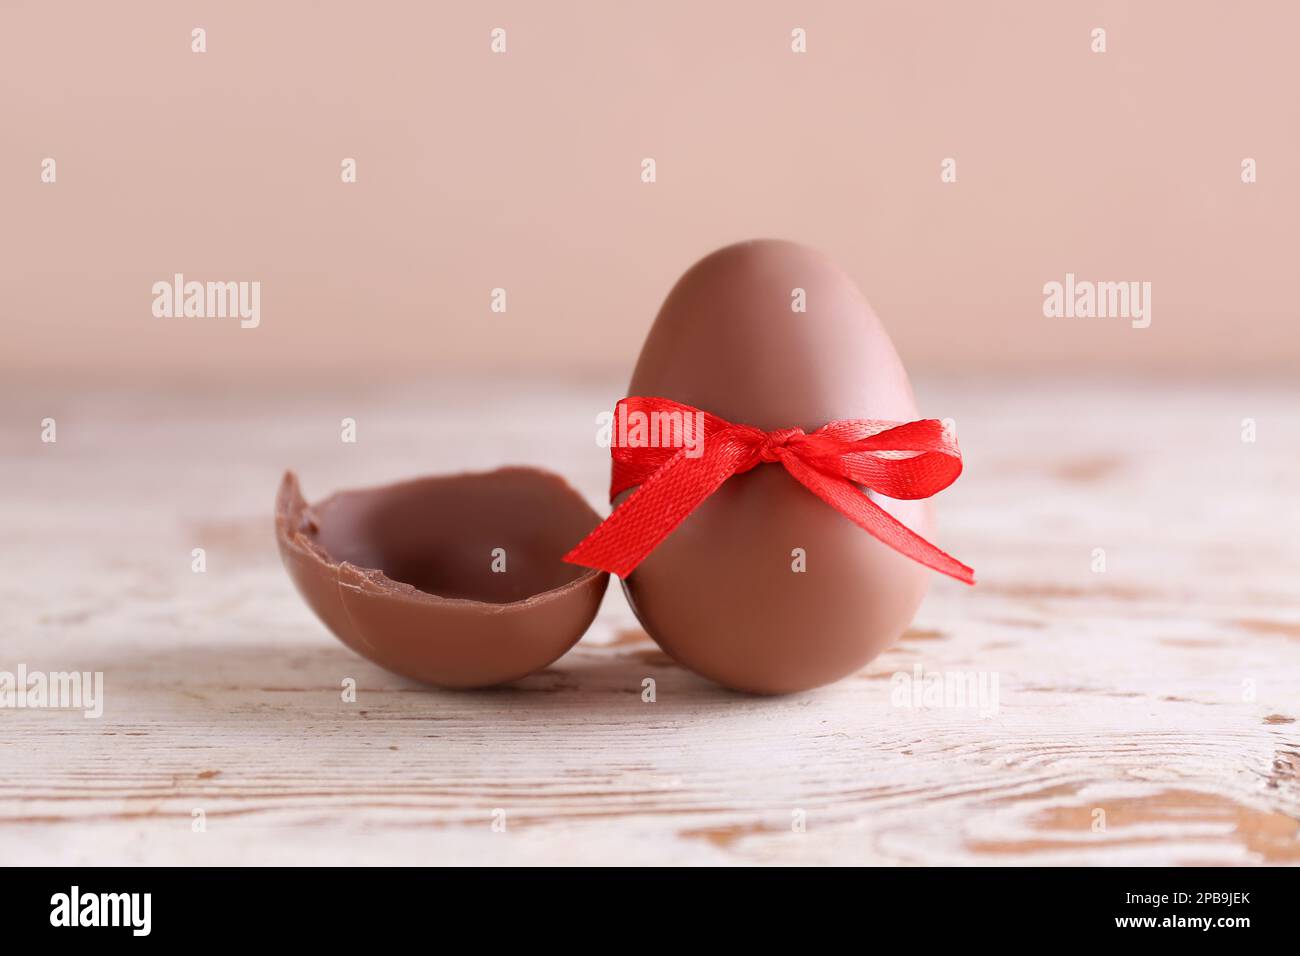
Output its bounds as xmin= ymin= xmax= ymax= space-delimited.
xmin=2 ymin=377 xmax=1298 ymax=865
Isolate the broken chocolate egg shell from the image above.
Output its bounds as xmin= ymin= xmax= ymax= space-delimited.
xmin=276 ymin=468 xmax=608 ymax=689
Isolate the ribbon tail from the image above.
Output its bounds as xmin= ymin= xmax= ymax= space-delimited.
xmin=565 ymin=439 xmax=754 ymax=579
xmin=781 ymin=453 xmax=975 ymax=585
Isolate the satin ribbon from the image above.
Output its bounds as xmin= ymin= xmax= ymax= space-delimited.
xmin=564 ymin=396 xmax=974 ymax=584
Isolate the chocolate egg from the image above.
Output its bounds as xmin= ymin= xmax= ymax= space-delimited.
xmin=621 ymin=240 xmax=933 ymax=694
xmin=276 ymin=469 xmax=608 ymax=688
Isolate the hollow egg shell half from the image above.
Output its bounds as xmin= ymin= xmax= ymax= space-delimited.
xmin=276 ymin=468 xmax=608 ymax=689
xmin=621 ymin=239 xmax=932 ymax=694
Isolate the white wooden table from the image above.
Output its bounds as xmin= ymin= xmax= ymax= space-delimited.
xmin=2 ymin=377 xmax=1298 ymax=865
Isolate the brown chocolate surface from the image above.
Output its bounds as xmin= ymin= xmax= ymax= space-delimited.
xmin=621 ymin=239 xmax=932 ymax=694
xmin=276 ymin=468 xmax=608 ymax=688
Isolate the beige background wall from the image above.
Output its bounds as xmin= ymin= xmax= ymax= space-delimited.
xmin=3 ymin=0 xmax=1297 ymax=383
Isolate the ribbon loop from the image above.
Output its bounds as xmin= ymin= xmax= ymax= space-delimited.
xmin=566 ymin=397 xmax=974 ymax=584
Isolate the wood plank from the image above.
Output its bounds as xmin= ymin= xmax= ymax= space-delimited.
xmin=2 ymin=378 xmax=1297 ymax=864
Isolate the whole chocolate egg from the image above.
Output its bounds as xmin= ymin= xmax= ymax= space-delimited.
xmin=621 ymin=240 xmax=933 ymax=694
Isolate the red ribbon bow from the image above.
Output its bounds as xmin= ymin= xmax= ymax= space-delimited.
xmin=564 ymin=396 xmax=974 ymax=584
